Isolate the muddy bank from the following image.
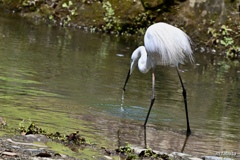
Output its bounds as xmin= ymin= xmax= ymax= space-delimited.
xmin=0 ymin=135 xmax=76 ymax=160
xmin=0 ymin=121 xmax=238 ymax=160
xmin=0 ymin=133 xmax=237 ymax=159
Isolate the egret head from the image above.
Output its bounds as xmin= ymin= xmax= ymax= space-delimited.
xmin=130 ymin=46 xmax=147 ymax=75
xmin=130 ymin=46 xmax=152 ymax=74
xmin=123 ymin=46 xmax=142 ymax=91
xmin=130 ymin=46 xmax=143 ymax=75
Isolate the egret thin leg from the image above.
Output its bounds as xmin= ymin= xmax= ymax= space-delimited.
xmin=144 ymin=71 xmax=155 ymax=126
xmin=176 ymin=68 xmax=191 ymax=135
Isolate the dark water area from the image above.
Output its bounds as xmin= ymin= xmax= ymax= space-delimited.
xmin=0 ymin=10 xmax=240 ymax=159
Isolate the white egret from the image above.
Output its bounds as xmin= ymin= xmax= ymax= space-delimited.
xmin=123 ymin=22 xmax=193 ymax=135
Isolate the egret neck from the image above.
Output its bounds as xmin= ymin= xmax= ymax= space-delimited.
xmin=130 ymin=46 xmax=153 ymax=75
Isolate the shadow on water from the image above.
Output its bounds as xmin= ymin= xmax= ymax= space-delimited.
xmin=143 ymin=126 xmax=190 ymax=153
xmin=0 ymin=9 xmax=240 ymax=158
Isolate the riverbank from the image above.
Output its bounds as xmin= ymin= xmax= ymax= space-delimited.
xmin=0 ymin=133 xmax=237 ymax=159
xmin=0 ymin=121 xmax=238 ymax=160
xmin=0 ymin=135 xmax=76 ymax=160
xmin=0 ymin=0 xmax=239 ymax=57
xmin=0 ymin=0 xmax=240 ymax=159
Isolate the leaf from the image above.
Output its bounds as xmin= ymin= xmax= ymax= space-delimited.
xmin=220 ymin=40 xmax=227 ymax=46
xmin=67 ymin=15 xmax=71 ymax=21
xmin=49 ymin=15 xmax=53 ymax=20
xmin=69 ymin=0 xmax=73 ymax=6
xmin=71 ymin=10 xmax=75 ymax=15
xmin=62 ymin=3 xmax=68 ymax=8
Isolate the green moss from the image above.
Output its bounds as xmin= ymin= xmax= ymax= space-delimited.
xmin=46 ymin=141 xmax=77 ymax=157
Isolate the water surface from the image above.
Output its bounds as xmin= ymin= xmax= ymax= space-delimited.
xmin=0 ymin=11 xmax=239 ymax=158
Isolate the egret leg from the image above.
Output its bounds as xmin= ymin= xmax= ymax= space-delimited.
xmin=144 ymin=71 xmax=155 ymax=126
xmin=176 ymin=68 xmax=191 ymax=135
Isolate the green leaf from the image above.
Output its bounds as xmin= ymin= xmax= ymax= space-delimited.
xmin=71 ymin=10 xmax=75 ymax=15
xmin=67 ymin=15 xmax=71 ymax=21
xmin=49 ymin=15 xmax=53 ymax=20
xmin=220 ymin=40 xmax=227 ymax=46
xmin=62 ymin=3 xmax=68 ymax=8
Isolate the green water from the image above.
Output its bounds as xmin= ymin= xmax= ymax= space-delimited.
xmin=0 ymin=10 xmax=239 ymax=158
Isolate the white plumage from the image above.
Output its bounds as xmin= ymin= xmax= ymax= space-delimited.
xmin=130 ymin=22 xmax=193 ymax=74
xmin=145 ymin=22 xmax=193 ymax=66
xmin=123 ymin=22 xmax=193 ymax=134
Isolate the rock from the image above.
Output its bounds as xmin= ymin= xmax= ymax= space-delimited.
xmin=169 ymin=151 xmax=192 ymax=157
xmin=202 ymin=156 xmax=233 ymax=160
xmin=103 ymin=155 xmax=113 ymax=160
xmin=25 ymin=134 xmax=50 ymax=143
xmin=2 ymin=151 xmax=19 ymax=156
xmin=0 ymin=136 xmax=76 ymax=160
xmin=7 ymin=138 xmax=48 ymax=148
xmin=189 ymin=158 xmax=203 ymax=160
xmin=169 ymin=152 xmax=201 ymax=160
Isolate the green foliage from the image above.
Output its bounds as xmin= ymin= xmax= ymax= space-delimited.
xmin=21 ymin=0 xmax=41 ymax=11
xmin=22 ymin=0 xmax=36 ymax=7
xmin=208 ymin=25 xmax=233 ymax=47
xmin=46 ymin=0 xmax=78 ymax=26
xmin=207 ymin=24 xmax=240 ymax=58
xmin=139 ymin=146 xmax=169 ymax=159
xmin=18 ymin=119 xmax=46 ymax=134
xmin=220 ymin=37 xmax=234 ymax=47
xmin=102 ymin=1 xmax=119 ymax=32
xmin=115 ymin=142 xmax=137 ymax=159
xmin=59 ymin=0 xmax=77 ymax=25
xmin=128 ymin=11 xmax=155 ymax=35
xmin=2 ymin=0 xmax=155 ymax=35
xmin=219 ymin=25 xmax=234 ymax=47
xmin=62 ymin=0 xmax=77 ymax=16
xmin=114 ymin=143 xmax=170 ymax=160
xmin=226 ymin=45 xmax=240 ymax=58
xmin=101 ymin=0 xmax=155 ymax=35
xmin=17 ymin=120 xmax=89 ymax=146
xmin=143 ymin=146 xmax=154 ymax=157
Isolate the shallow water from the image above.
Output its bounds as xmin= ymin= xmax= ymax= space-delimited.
xmin=0 ymin=11 xmax=240 ymax=158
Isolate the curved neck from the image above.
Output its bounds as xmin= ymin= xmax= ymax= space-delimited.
xmin=138 ymin=46 xmax=152 ymax=74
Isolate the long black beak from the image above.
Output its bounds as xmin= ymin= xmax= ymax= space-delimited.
xmin=123 ymin=69 xmax=131 ymax=92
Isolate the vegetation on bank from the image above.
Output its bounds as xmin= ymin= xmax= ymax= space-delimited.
xmin=207 ymin=20 xmax=240 ymax=58
xmin=0 ymin=0 xmax=157 ymax=34
xmin=13 ymin=120 xmax=170 ymax=159
xmin=0 ymin=0 xmax=239 ymax=58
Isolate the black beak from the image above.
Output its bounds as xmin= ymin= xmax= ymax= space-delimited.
xmin=123 ymin=69 xmax=131 ymax=92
